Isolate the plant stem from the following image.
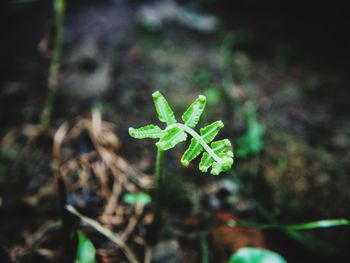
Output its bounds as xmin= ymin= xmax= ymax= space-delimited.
xmin=221 ymin=33 xmax=235 ymax=95
xmin=200 ymin=231 xmax=209 ymax=263
xmin=154 ymin=147 xmax=164 ymax=223
xmin=226 ymin=218 xmax=350 ymax=230
xmin=41 ymin=0 xmax=65 ymax=131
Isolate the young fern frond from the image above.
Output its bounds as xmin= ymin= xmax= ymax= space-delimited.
xmin=129 ymin=91 xmax=234 ymax=175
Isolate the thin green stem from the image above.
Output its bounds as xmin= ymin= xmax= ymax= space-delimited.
xmin=154 ymin=148 xmax=164 ymax=222
xmin=200 ymin=231 xmax=209 ymax=263
xmin=41 ymin=0 xmax=65 ymax=131
xmin=221 ymin=34 xmax=235 ymax=95
xmin=227 ymin=218 xmax=350 ymax=230
xmin=169 ymin=123 xmax=223 ymax=165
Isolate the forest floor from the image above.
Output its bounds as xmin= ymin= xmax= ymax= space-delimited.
xmin=0 ymin=1 xmax=350 ymax=262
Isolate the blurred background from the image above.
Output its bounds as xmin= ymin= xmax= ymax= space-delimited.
xmin=0 ymin=0 xmax=350 ymax=262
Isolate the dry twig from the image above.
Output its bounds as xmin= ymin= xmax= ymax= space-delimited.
xmin=66 ymin=205 xmax=140 ymax=263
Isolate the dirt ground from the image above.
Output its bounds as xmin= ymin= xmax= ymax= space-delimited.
xmin=0 ymin=1 xmax=350 ymax=262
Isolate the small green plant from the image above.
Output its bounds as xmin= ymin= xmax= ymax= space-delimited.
xmin=192 ymin=69 xmax=221 ymax=106
xmin=229 ymin=247 xmax=287 ymax=263
xmin=237 ymin=101 xmax=265 ymax=157
xmin=129 ymin=91 xmax=234 ymax=175
xmin=123 ymin=192 xmax=152 ymax=205
xmin=75 ymin=231 xmax=96 ymax=263
xmin=129 ymin=91 xmax=233 ymax=226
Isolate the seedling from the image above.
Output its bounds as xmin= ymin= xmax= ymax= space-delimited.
xmin=129 ymin=91 xmax=233 ymax=228
xmin=129 ymin=91 xmax=234 ymax=175
xmin=123 ymin=192 xmax=152 ymax=206
xmin=237 ymin=101 xmax=265 ymax=157
xmin=76 ymin=231 xmax=96 ymax=263
xmin=229 ymin=247 xmax=287 ymax=263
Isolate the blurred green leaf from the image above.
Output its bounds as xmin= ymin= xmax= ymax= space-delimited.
xmin=76 ymin=231 xmax=96 ymax=263
xmin=286 ymin=219 xmax=350 ymax=230
xmin=237 ymin=102 xmax=265 ymax=157
xmin=237 ymin=122 xmax=265 ymax=157
xmin=204 ymin=88 xmax=221 ymax=106
xmin=152 ymin=91 xmax=176 ymax=125
xmin=192 ymin=70 xmax=221 ymax=105
xmin=229 ymin=218 xmax=350 ymax=231
xmin=229 ymin=247 xmax=287 ymax=263
xmin=123 ymin=192 xmax=151 ymax=205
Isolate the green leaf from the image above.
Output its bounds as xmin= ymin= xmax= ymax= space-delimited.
xmin=129 ymin=125 xmax=166 ymax=139
xmin=200 ymin=121 xmax=224 ymax=142
xmin=76 ymin=231 xmax=96 ymax=263
xmin=199 ymin=139 xmax=231 ymax=171
xmin=181 ymin=121 xmax=224 ymax=166
xmin=229 ymin=247 xmax=287 ymax=263
xmin=152 ymin=91 xmax=176 ymax=125
xmin=156 ymin=127 xmax=187 ymax=150
xmin=181 ymin=95 xmax=206 ymax=128
xmin=211 ymin=151 xmax=234 ymax=175
xmin=181 ymin=138 xmax=203 ymax=166
xmin=199 ymin=139 xmax=232 ymax=174
xmin=286 ymin=219 xmax=350 ymax=230
xmin=123 ymin=192 xmax=152 ymax=205
xmin=204 ymin=88 xmax=221 ymax=106
xmin=237 ymin=119 xmax=265 ymax=157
